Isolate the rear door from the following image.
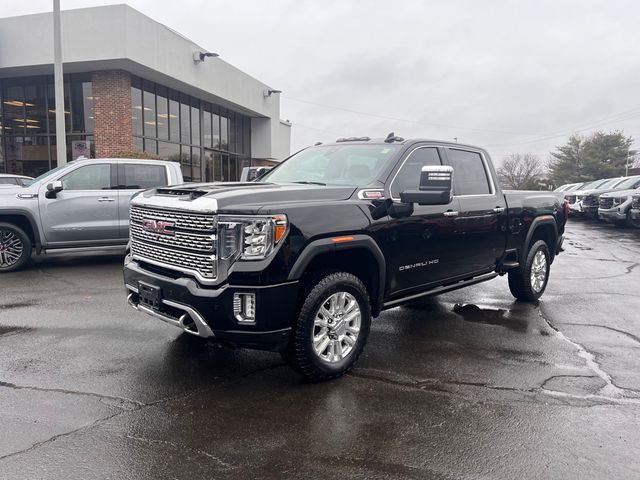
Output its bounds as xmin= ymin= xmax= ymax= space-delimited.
xmin=116 ymin=162 xmax=169 ymax=237
xmin=442 ymin=147 xmax=507 ymax=275
xmin=38 ymin=162 xmax=120 ymax=245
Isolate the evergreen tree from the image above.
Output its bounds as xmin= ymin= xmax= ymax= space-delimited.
xmin=548 ymin=131 xmax=635 ymax=185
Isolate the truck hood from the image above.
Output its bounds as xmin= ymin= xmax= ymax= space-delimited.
xmin=133 ymin=182 xmax=358 ymax=213
xmin=600 ymin=188 xmax=640 ymax=199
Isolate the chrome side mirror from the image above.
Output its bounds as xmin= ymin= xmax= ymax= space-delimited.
xmin=400 ymin=165 xmax=453 ymax=205
xmin=45 ymin=180 xmax=64 ymax=199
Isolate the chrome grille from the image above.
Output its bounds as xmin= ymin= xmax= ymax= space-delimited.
xmin=131 ymin=240 xmax=216 ymax=279
xmin=632 ymin=196 xmax=640 ymax=209
xmin=599 ymin=197 xmax=614 ymax=209
xmin=130 ymin=205 xmax=215 ymax=231
xmin=130 ymin=205 xmax=217 ymax=280
xmin=130 ymin=223 xmax=215 ymax=252
xmin=583 ymin=195 xmax=597 ymax=206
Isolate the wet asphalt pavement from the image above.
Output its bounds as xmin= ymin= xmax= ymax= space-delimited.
xmin=1 ymin=220 xmax=639 ymax=479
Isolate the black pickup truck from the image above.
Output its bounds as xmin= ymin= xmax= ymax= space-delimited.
xmin=124 ymin=135 xmax=567 ymax=381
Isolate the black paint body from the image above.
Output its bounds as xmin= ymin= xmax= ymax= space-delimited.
xmin=124 ymin=139 xmax=566 ymax=350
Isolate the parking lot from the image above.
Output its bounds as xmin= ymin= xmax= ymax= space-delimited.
xmin=1 ymin=219 xmax=639 ymax=479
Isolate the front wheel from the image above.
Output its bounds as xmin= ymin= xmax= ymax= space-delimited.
xmin=508 ymin=240 xmax=550 ymax=301
xmin=285 ymin=271 xmax=371 ymax=381
xmin=0 ymin=223 xmax=32 ymax=273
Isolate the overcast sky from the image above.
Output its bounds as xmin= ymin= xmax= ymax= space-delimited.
xmin=4 ymin=0 xmax=640 ymax=164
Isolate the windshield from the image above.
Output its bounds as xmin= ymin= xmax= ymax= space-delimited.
xmin=24 ymin=164 xmax=68 ymax=187
xmin=612 ymin=176 xmax=640 ymax=190
xmin=260 ymin=144 xmax=400 ymax=186
xmin=566 ymin=183 xmax=583 ymax=192
xmin=597 ymin=178 xmax=623 ymax=189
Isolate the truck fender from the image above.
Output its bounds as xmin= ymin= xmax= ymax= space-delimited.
xmin=287 ymin=234 xmax=386 ymax=316
xmin=524 ymin=215 xmax=558 ymax=261
xmin=0 ymin=208 xmax=43 ymax=253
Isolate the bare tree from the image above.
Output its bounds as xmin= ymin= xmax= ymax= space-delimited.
xmin=497 ymin=153 xmax=545 ymax=190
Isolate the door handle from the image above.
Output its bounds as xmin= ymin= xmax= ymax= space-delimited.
xmin=98 ymin=197 xmax=115 ymax=202
xmin=493 ymin=207 xmax=505 ymax=214
xmin=443 ymin=210 xmax=459 ymax=217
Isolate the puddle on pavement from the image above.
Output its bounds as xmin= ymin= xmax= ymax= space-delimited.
xmin=0 ymin=300 xmax=39 ymax=310
xmin=453 ymin=304 xmax=528 ymax=333
xmin=542 ymin=375 xmax=608 ymax=396
xmin=0 ymin=325 xmax=32 ymax=337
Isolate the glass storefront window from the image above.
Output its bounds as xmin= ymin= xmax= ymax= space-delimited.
xmin=180 ymin=145 xmax=192 ymax=181
xmin=203 ymin=104 xmax=212 ymax=148
xmin=24 ymin=78 xmax=48 ymax=135
xmin=143 ymin=81 xmax=156 ymax=138
xmin=191 ymin=147 xmax=201 ymax=181
xmin=156 ymin=86 xmax=169 ymax=141
xmin=191 ymin=99 xmax=200 ymax=146
xmin=169 ymin=90 xmax=180 ymax=142
xmin=131 ymin=77 xmax=143 ymax=136
xmin=4 ymin=79 xmax=25 ymax=135
xmin=180 ymin=95 xmax=190 ymax=144
xmin=212 ymin=112 xmax=220 ymax=149
xmin=220 ymin=114 xmax=228 ymax=150
xmin=158 ymin=141 xmax=180 ymax=162
xmin=228 ymin=111 xmax=236 ymax=153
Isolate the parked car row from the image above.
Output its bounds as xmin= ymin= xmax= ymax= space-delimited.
xmin=556 ymin=175 xmax=640 ymax=228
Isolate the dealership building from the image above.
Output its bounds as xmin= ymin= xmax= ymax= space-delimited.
xmin=0 ymin=4 xmax=291 ymax=181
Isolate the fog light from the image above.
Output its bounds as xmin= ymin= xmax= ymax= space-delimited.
xmin=233 ymin=292 xmax=256 ymax=324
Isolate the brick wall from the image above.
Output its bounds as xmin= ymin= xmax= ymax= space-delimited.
xmin=92 ymin=70 xmax=132 ymax=157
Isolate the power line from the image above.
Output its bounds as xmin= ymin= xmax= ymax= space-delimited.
xmin=282 ymin=95 xmax=547 ymax=137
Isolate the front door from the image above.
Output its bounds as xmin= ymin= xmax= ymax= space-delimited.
xmin=38 ymin=163 xmax=120 ymax=245
xmin=375 ymin=146 xmax=462 ymax=296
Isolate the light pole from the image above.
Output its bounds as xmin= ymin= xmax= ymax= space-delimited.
xmin=53 ymin=0 xmax=67 ymax=166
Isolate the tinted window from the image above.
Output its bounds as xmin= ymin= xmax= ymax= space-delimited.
xmin=0 ymin=178 xmax=19 ymax=185
xmin=391 ymin=147 xmax=441 ymax=197
xmin=447 ymin=149 xmax=491 ymax=195
xmin=120 ymin=164 xmax=168 ymax=189
xmin=61 ymin=164 xmax=111 ymax=190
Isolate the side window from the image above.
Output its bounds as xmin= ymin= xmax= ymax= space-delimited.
xmin=447 ymin=149 xmax=492 ymax=196
xmin=61 ymin=164 xmax=112 ymax=190
xmin=391 ymin=147 xmax=441 ymax=197
xmin=120 ymin=164 xmax=168 ymax=189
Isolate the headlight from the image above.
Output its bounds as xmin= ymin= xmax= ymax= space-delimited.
xmin=218 ymin=214 xmax=288 ymax=261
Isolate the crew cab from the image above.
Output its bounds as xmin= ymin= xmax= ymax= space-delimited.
xmin=0 ymin=158 xmax=182 ymax=272
xmin=124 ymin=136 xmax=567 ymax=381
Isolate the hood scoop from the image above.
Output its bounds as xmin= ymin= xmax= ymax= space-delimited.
xmin=156 ymin=187 xmax=208 ymax=200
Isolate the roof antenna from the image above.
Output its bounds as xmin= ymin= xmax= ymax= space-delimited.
xmin=385 ymin=132 xmax=404 ymax=143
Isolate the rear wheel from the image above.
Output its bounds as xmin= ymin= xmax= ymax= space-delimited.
xmin=0 ymin=223 xmax=32 ymax=273
xmin=508 ymin=240 xmax=550 ymax=301
xmin=285 ymin=271 xmax=371 ymax=381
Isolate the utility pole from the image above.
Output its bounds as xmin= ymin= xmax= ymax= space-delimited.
xmin=53 ymin=0 xmax=67 ymax=166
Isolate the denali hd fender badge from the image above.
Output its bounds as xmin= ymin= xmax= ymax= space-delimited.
xmin=142 ymin=219 xmax=175 ymax=235
xmin=399 ymin=259 xmax=439 ymax=271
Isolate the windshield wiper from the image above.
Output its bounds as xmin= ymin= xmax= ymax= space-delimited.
xmin=292 ymin=181 xmax=326 ymax=186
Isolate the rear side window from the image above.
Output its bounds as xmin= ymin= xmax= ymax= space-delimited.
xmin=447 ymin=149 xmax=492 ymax=195
xmin=391 ymin=147 xmax=442 ymax=197
xmin=119 ymin=163 xmax=168 ymax=189
xmin=0 ymin=177 xmax=18 ymax=185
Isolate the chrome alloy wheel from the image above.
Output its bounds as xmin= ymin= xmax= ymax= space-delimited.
xmin=530 ymin=249 xmax=547 ymax=293
xmin=312 ymin=291 xmax=361 ymax=363
xmin=0 ymin=228 xmax=24 ymax=268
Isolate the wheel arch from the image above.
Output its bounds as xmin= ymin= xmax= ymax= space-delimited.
xmin=287 ymin=235 xmax=386 ymax=316
xmin=525 ymin=216 xmax=558 ymax=264
xmin=0 ymin=209 xmax=42 ymax=253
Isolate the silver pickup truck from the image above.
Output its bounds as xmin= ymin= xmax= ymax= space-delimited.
xmin=0 ymin=158 xmax=182 ymax=272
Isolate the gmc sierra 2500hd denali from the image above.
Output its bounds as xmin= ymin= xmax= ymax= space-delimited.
xmin=124 ymin=135 xmax=567 ymax=381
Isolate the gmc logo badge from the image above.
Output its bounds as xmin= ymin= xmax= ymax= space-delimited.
xmin=142 ymin=219 xmax=175 ymax=235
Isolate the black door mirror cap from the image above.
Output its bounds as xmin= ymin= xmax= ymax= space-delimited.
xmin=400 ymin=190 xmax=452 ymax=206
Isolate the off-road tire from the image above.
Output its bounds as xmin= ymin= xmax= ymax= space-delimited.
xmin=0 ymin=222 xmax=32 ymax=273
xmin=508 ymin=240 xmax=550 ymax=301
xmin=285 ymin=271 xmax=371 ymax=382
